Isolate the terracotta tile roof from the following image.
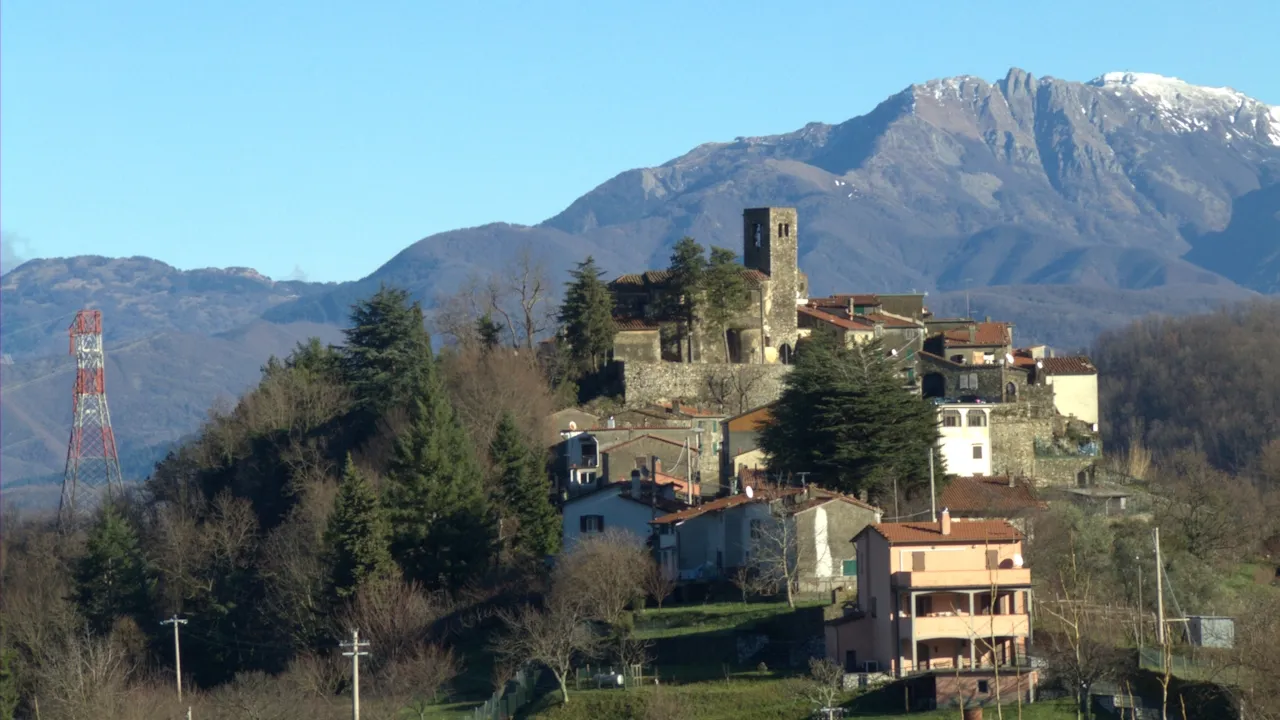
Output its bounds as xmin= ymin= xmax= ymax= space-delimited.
xmin=614 ymin=317 xmax=660 ymax=331
xmin=862 ymin=311 xmax=923 ymax=329
xmin=1039 ymin=356 xmax=1098 ymax=375
xmin=790 ymin=489 xmax=883 ymax=515
xmin=938 ymin=476 xmax=1047 ymax=514
xmin=650 ymin=487 xmax=803 ymax=525
xmin=870 ymin=518 xmax=1023 ymax=544
xmin=942 ymin=322 xmax=1012 ymax=347
xmin=610 ymin=267 xmax=767 ymax=288
xmin=798 ymin=304 xmax=875 ymax=331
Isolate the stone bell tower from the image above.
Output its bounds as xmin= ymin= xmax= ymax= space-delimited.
xmin=742 ymin=207 xmax=800 ymax=361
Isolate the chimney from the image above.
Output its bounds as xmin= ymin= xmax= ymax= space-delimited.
xmin=940 ymin=508 xmax=951 ymax=535
xmin=1008 ymin=475 xmax=1016 ymax=488
xmin=968 ymin=325 xmax=977 ymax=343
xmin=652 ymin=457 xmax=662 ymax=476
xmin=985 ymin=315 xmax=991 ymax=323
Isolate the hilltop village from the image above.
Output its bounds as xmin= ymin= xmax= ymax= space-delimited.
xmin=539 ymin=207 xmax=1112 ymax=708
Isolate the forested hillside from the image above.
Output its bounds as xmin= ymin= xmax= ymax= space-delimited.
xmin=1095 ymin=298 xmax=1280 ymax=487
xmin=0 ymin=286 xmax=573 ymax=718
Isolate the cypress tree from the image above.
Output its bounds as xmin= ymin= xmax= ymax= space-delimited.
xmin=665 ymin=237 xmax=707 ymax=362
xmin=490 ymin=412 xmax=560 ymax=558
xmin=383 ymin=356 xmax=495 ymax=589
xmin=702 ymin=246 xmax=750 ymax=362
xmin=759 ymin=329 xmax=943 ymax=503
xmin=324 ymin=455 xmax=394 ymax=601
xmin=558 ymin=256 xmax=616 ymax=373
xmin=73 ymin=505 xmax=152 ymax=636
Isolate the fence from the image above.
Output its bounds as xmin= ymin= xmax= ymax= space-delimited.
xmin=469 ymin=665 xmax=538 ymax=720
xmin=574 ymin=663 xmax=649 ymax=690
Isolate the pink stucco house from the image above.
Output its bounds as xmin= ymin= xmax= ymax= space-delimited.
xmin=825 ymin=509 xmax=1037 ymax=709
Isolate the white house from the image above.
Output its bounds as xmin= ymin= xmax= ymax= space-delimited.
xmin=938 ymin=403 xmax=992 ymax=477
xmin=560 ymin=481 xmax=687 ymax=551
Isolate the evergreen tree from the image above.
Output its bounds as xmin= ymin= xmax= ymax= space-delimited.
xmin=490 ymin=412 xmax=560 ymax=558
xmin=557 ymin=256 xmax=616 ymax=372
xmin=476 ymin=311 xmax=505 ymax=352
xmin=383 ymin=357 xmax=495 ymax=589
xmin=324 ymin=454 xmax=394 ymax=600
xmin=340 ymin=284 xmax=433 ymax=423
xmin=702 ymin=246 xmax=750 ymax=362
xmin=73 ymin=505 xmax=152 ymax=636
xmin=665 ymin=237 xmax=707 ymax=362
xmin=759 ymin=329 xmax=943 ymax=504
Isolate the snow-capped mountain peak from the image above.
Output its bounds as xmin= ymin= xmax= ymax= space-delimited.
xmin=1089 ymin=71 xmax=1279 ymax=144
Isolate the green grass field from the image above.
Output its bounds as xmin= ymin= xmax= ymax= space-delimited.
xmin=632 ymin=599 xmax=827 ymax=640
xmin=526 ymin=680 xmax=1080 ymax=720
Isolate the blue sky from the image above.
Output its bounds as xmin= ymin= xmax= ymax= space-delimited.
xmin=3 ymin=0 xmax=1278 ymax=283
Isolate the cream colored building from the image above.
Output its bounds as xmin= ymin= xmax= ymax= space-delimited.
xmin=1039 ymin=357 xmax=1099 ymax=426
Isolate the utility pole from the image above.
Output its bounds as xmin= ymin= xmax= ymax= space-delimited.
xmin=160 ymin=615 xmax=188 ymax=701
xmin=1154 ymin=528 xmax=1165 ymax=647
xmin=341 ymin=628 xmax=371 ymax=720
xmin=1136 ymin=555 xmax=1144 ymax=652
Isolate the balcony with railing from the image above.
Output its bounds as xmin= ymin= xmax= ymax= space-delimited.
xmin=901 ymin=613 xmax=1030 ymax=640
xmin=892 ymin=568 xmax=1031 ymax=589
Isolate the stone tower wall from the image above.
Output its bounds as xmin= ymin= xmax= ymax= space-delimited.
xmin=742 ymin=207 xmax=800 ymax=354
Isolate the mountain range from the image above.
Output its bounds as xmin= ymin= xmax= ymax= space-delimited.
xmin=3 ymin=67 xmax=1278 ymax=502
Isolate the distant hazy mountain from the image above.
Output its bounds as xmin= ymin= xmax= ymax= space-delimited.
xmin=3 ymin=68 xmax=1277 ymax=498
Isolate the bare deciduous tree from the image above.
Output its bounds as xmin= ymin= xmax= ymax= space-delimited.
xmin=802 ymin=657 xmax=845 ymax=720
xmin=487 ymin=245 xmax=554 ymax=352
xmin=643 ymin=559 xmax=676 ymax=610
xmin=31 ymin=630 xmax=136 ymax=720
xmin=750 ymin=503 xmax=801 ymax=609
xmin=495 ymin=592 xmax=602 ymax=705
xmin=337 ymin=577 xmax=447 ymax=668
xmin=555 ymin=529 xmax=650 ymax=624
xmin=704 ymin=364 xmax=769 ymax=415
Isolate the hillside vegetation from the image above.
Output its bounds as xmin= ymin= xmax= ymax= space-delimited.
xmin=1095 ymin=297 xmax=1280 ymax=483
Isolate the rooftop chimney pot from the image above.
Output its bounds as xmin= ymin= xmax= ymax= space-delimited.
xmin=940 ymin=507 xmax=952 ymax=535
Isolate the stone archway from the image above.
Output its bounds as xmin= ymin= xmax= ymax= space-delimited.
xmin=922 ymin=373 xmax=946 ymax=399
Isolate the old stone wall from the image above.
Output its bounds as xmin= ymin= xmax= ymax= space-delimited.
xmin=612 ymin=329 xmax=661 ymax=363
xmin=622 ymin=360 xmax=791 ymax=415
xmin=989 ymin=398 xmax=1055 ymax=478
xmin=919 ymin=353 xmax=1030 ymax=402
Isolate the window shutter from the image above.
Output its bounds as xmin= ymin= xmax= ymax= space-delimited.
xmin=912 ymin=551 xmax=926 ymax=571
xmin=842 ymin=559 xmax=857 ymax=576
xmin=986 ymin=549 xmax=1000 ymax=569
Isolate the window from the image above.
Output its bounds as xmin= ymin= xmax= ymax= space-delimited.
xmin=967 ymin=410 xmax=987 ymax=427
xmin=753 ymin=223 xmax=763 ymax=247
xmin=959 ymin=373 xmax=972 ymax=390
xmin=580 ymin=515 xmax=604 ymax=533
xmin=916 ymin=596 xmax=933 ymax=616
xmin=842 ymin=559 xmax=857 ymax=576
xmin=972 ymin=445 xmax=984 ymax=460
xmin=978 ymin=680 xmax=990 ymax=694
xmin=986 ymin=549 xmax=1000 ymax=569
xmin=912 ymin=551 xmax=926 ymax=571
xmin=951 ymin=354 xmax=965 ymax=364
xmin=750 ymin=519 xmax=763 ymax=540
xmin=942 ymin=410 xmax=961 ymax=427
xmin=778 ymin=223 xmax=784 ymax=237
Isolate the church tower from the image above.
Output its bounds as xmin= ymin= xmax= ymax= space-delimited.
xmin=742 ymin=207 xmax=800 ymax=360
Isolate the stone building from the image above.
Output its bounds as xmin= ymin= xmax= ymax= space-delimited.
xmin=608 ymin=207 xmax=809 ymax=407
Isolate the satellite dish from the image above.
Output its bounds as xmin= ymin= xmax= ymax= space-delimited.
xmin=745 ymin=486 xmax=755 ymax=499
xmin=1035 ymin=360 xmax=1043 ymax=369
xmin=1013 ymin=554 xmax=1024 ymax=568
xmin=1005 ymin=353 xmax=1015 ymax=365
xmin=568 ymin=421 xmax=577 ymax=431
xmin=891 ymin=348 xmax=898 ymax=357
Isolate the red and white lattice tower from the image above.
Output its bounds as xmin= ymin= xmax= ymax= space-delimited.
xmin=59 ymin=310 xmax=123 ymax=522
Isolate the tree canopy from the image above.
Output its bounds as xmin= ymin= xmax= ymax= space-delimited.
xmin=557 ymin=256 xmax=616 ymax=373
xmin=758 ymin=329 xmax=942 ymax=504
